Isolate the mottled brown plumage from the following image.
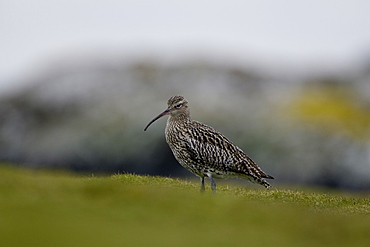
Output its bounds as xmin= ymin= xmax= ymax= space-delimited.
xmin=144 ymin=95 xmax=274 ymax=192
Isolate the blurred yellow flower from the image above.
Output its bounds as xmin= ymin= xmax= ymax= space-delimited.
xmin=289 ymin=86 xmax=370 ymax=140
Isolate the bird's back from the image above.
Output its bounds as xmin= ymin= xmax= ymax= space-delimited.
xmin=166 ymin=118 xmax=273 ymax=188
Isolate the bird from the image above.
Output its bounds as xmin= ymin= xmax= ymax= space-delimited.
xmin=144 ymin=95 xmax=274 ymax=192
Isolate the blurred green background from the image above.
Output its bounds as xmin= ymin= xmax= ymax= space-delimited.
xmin=1 ymin=59 xmax=369 ymax=190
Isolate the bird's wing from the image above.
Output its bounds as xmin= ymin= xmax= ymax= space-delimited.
xmin=185 ymin=121 xmax=242 ymax=168
xmin=186 ymin=121 xmax=272 ymax=179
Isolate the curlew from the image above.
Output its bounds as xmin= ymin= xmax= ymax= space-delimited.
xmin=144 ymin=95 xmax=274 ymax=192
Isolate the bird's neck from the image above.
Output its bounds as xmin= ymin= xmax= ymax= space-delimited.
xmin=167 ymin=112 xmax=191 ymax=128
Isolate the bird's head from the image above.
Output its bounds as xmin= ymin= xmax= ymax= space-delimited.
xmin=144 ymin=95 xmax=189 ymax=131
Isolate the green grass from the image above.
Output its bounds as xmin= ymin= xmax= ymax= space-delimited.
xmin=0 ymin=165 xmax=369 ymax=247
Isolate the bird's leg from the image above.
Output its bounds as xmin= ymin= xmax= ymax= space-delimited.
xmin=200 ymin=177 xmax=205 ymax=193
xmin=207 ymin=174 xmax=216 ymax=193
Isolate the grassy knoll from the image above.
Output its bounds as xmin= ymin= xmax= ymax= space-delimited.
xmin=0 ymin=164 xmax=369 ymax=247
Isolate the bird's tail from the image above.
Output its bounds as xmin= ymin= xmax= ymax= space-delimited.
xmin=262 ymin=179 xmax=272 ymax=189
xmin=263 ymin=174 xmax=274 ymax=179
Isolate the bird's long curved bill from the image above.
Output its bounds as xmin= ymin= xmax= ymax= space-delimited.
xmin=144 ymin=109 xmax=170 ymax=131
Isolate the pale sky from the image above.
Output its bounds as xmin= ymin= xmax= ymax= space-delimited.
xmin=2 ymin=0 xmax=370 ymax=91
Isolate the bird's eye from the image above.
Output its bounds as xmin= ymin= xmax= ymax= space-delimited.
xmin=174 ymin=103 xmax=182 ymax=109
